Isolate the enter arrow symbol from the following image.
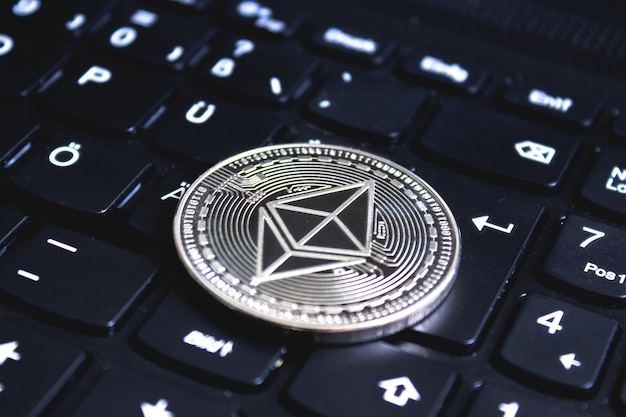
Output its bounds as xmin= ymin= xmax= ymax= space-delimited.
xmin=472 ymin=215 xmax=515 ymax=234
xmin=559 ymin=353 xmax=582 ymax=370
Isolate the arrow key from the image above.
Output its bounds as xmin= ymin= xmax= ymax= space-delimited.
xmin=559 ymin=353 xmax=582 ymax=370
xmin=289 ymin=342 xmax=456 ymax=416
xmin=499 ymin=294 xmax=617 ymax=394
xmin=70 ymin=367 xmax=235 ymax=417
xmin=0 ymin=321 xmax=85 ymax=417
xmin=466 ymin=385 xmax=579 ymax=417
xmin=471 ymin=215 xmax=515 ymax=234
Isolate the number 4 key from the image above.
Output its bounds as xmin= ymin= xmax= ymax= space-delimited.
xmin=536 ymin=310 xmax=564 ymax=334
xmin=500 ymin=294 xmax=617 ymax=393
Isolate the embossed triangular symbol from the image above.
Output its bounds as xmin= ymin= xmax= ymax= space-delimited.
xmin=252 ymin=181 xmax=375 ymax=286
xmin=268 ymin=181 xmax=374 ymax=255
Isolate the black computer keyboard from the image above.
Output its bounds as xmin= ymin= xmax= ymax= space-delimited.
xmin=2 ymin=0 xmax=626 ymax=416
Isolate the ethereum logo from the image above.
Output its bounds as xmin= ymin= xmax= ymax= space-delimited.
xmin=251 ymin=181 xmax=375 ymax=286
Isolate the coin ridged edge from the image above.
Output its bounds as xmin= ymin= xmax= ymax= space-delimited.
xmin=173 ymin=144 xmax=461 ymax=344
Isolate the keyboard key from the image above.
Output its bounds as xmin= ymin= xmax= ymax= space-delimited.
xmin=153 ymin=0 xmax=212 ymax=10
xmin=154 ymin=95 xmax=282 ymax=164
xmin=11 ymin=136 xmax=152 ymax=215
xmin=612 ymin=111 xmax=626 ymax=140
xmin=0 ymin=224 xmax=158 ymax=332
xmin=545 ymin=215 xmax=626 ymax=300
xmin=0 ymin=105 xmax=38 ymax=169
xmin=310 ymin=25 xmax=393 ymax=66
xmin=0 ymin=31 xmax=68 ymax=98
xmin=137 ymin=291 xmax=286 ymax=387
xmin=401 ymin=51 xmax=488 ymax=94
xmin=581 ymin=147 xmax=626 ymax=216
xmin=307 ymin=70 xmax=428 ymax=142
xmin=499 ymin=294 xmax=617 ymax=394
xmin=420 ymin=100 xmax=580 ymax=191
xmin=618 ymin=378 xmax=626 ymax=411
xmin=0 ymin=321 xmax=85 ymax=417
xmin=502 ymin=77 xmax=601 ymax=128
xmin=97 ymin=4 xmax=215 ymax=70
xmin=198 ymin=35 xmax=318 ymax=105
xmin=409 ymin=168 xmax=544 ymax=352
xmin=71 ymin=367 xmax=236 ymax=417
xmin=289 ymin=342 xmax=456 ymax=417
xmin=43 ymin=57 xmax=172 ymax=136
xmin=465 ymin=385 xmax=579 ymax=417
xmin=1 ymin=0 xmax=111 ymax=38
xmin=0 ymin=205 xmax=28 ymax=255
xmin=222 ymin=0 xmax=306 ymax=38
xmin=129 ymin=169 xmax=195 ymax=243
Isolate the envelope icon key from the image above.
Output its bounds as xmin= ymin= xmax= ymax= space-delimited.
xmin=252 ymin=181 xmax=375 ymax=286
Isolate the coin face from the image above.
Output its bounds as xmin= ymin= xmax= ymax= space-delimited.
xmin=174 ymin=144 xmax=460 ymax=343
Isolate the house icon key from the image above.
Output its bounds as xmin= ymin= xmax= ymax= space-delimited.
xmin=377 ymin=376 xmax=421 ymax=407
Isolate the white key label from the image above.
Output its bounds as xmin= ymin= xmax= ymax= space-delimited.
xmin=49 ymin=142 xmax=82 ymax=167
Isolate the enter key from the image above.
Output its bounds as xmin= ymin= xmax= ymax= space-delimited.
xmin=409 ymin=167 xmax=545 ymax=353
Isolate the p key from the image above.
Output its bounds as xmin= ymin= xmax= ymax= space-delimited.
xmin=44 ymin=58 xmax=172 ymax=136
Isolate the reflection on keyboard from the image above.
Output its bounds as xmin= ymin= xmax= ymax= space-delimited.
xmin=2 ymin=0 xmax=626 ymax=416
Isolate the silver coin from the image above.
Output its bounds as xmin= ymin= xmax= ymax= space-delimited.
xmin=173 ymin=144 xmax=461 ymax=343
